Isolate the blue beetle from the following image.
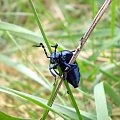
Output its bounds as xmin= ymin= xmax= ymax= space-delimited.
xmin=33 ymin=43 xmax=80 ymax=88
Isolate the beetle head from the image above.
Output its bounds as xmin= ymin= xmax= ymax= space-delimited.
xmin=50 ymin=43 xmax=59 ymax=64
xmin=50 ymin=52 xmax=60 ymax=64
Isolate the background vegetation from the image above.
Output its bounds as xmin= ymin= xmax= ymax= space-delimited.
xmin=0 ymin=0 xmax=120 ymax=120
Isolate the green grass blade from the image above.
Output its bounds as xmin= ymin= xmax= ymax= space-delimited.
xmin=110 ymin=0 xmax=115 ymax=62
xmin=64 ymin=80 xmax=83 ymax=120
xmin=41 ymin=79 xmax=59 ymax=119
xmin=0 ymin=86 xmax=67 ymax=119
xmin=0 ymin=54 xmax=50 ymax=90
xmin=91 ymin=0 xmax=98 ymax=17
xmin=0 ymin=111 xmax=30 ymax=120
xmin=94 ymin=82 xmax=120 ymax=120
xmin=104 ymin=82 xmax=120 ymax=107
xmin=79 ymin=58 xmax=120 ymax=85
xmin=0 ymin=21 xmax=43 ymax=43
xmin=93 ymin=61 xmax=120 ymax=85
xmin=94 ymin=82 xmax=109 ymax=120
xmin=0 ymin=86 xmax=96 ymax=120
xmin=0 ymin=21 xmax=34 ymax=34
xmin=0 ymin=12 xmax=33 ymax=16
xmin=28 ymin=0 xmax=52 ymax=53
xmin=28 ymin=1 xmax=60 ymax=119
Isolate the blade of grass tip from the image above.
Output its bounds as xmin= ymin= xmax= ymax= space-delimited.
xmin=29 ymin=0 xmax=52 ymax=53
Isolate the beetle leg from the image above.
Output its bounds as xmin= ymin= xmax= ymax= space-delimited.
xmin=49 ymin=64 xmax=60 ymax=76
xmin=49 ymin=63 xmax=59 ymax=69
xmin=62 ymin=62 xmax=71 ymax=72
xmin=49 ymin=67 xmax=56 ymax=81
xmin=69 ymin=63 xmax=77 ymax=69
xmin=53 ymin=69 xmax=60 ymax=76
xmin=33 ymin=43 xmax=50 ymax=58
xmin=49 ymin=63 xmax=59 ymax=81
xmin=63 ymin=62 xmax=77 ymax=72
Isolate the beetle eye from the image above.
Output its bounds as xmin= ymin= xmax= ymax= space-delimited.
xmin=50 ymin=58 xmax=56 ymax=64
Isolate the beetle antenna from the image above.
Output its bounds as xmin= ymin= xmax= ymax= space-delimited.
xmin=33 ymin=43 xmax=50 ymax=58
xmin=51 ymin=43 xmax=58 ymax=58
xmin=51 ymin=43 xmax=58 ymax=52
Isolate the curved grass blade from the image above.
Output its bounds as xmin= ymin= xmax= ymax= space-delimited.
xmin=0 ymin=111 xmax=30 ymax=120
xmin=0 ymin=86 xmax=68 ymax=119
xmin=104 ymin=82 xmax=120 ymax=107
xmin=29 ymin=0 xmax=52 ymax=53
xmin=0 ymin=21 xmax=42 ymax=43
xmin=0 ymin=86 xmax=96 ymax=120
xmin=94 ymin=62 xmax=120 ymax=85
xmin=94 ymin=82 xmax=109 ymax=120
xmin=0 ymin=54 xmax=50 ymax=90
xmin=94 ymin=82 xmax=120 ymax=120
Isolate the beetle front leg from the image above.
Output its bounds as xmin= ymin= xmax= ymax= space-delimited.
xmin=49 ymin=67 xmax=56 ymax=81
xmin=53 ymin=69 xmax=60 ymax=76
xmin=49 ymin=63 xmax=59 ymax=81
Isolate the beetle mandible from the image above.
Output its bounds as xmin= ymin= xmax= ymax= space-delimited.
xmin=33 ymin=43 xmax=80 ymax=88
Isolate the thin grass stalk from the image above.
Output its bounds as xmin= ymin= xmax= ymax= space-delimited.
xmin=41 ymin=0 xmax=112 ymax=119
xmin=28 ymin=0 xmax=68 ymax=119
xmin=64 ymin=80 xmax=83 ymax=119
xmin=29 ymin=0 xmax=52 ymax=53
xmin=28 ymin=0 xmax=64 ymax=118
